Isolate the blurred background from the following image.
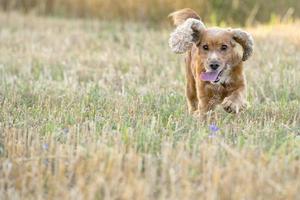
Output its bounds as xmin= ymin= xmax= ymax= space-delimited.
xmin=0 ymin=0 xmax=299 ymax=26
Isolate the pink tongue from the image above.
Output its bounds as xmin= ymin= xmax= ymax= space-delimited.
xmin=200 ymin=71 xmax=219 ymax=81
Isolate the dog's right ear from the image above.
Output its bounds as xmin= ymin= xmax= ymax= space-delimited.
xmin=169 ymin=18 xmax=206 ymax=54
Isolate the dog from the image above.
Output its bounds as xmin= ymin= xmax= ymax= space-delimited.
xmin=168 ymin=8 xmax=254 ymax=115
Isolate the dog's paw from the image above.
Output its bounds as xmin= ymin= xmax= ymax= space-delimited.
xmin=222 ymin=97 xmax=248 ymax=114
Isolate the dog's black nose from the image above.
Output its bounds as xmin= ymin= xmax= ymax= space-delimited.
xmin=209 ymin=62 xmax=220 ymax=70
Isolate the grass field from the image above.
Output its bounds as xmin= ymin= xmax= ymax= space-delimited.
xmin=0 ymin=13 xmax=299 ymax=200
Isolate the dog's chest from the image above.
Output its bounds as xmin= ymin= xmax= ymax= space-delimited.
xmin=204 ymin=83 xmax=228 ymax=102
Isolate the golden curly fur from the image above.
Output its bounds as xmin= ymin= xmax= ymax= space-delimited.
xmin=168 ymin=8 xmax=254 ymax=115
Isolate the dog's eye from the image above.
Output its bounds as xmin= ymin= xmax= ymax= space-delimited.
xmin=221 ymin=45 xmax=228 ymax=51
xmin=203 ymin=45 xmax=209 ymax=51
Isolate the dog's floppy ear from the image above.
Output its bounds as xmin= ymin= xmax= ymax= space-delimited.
xmin=232 ymin=29 xmax=254 ymax=61
xmin=169 ymin=18 xmax=206 ymax=54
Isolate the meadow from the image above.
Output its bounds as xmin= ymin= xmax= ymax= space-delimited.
xmin=0 ymin=13 xmax=300 ymax=199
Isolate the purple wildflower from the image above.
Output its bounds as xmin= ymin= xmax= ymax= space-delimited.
xmin=209 ymin=124 xmax=219 ymax=132
xmin=208 ymin=124 xmax=220 ymax=139
xmin=42 ymin=143 xmax=49 ymax=151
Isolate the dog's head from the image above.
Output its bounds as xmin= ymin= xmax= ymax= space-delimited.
xmin=169 ymin=18 xmax=254 ymax=84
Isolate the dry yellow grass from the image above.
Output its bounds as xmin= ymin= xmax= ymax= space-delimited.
xmin=0 ymin=13 xmax=299 ymax=199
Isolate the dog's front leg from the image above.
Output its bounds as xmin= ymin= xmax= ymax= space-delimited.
xmin=194 ymin=80 xmax=214 ymax=116
xmin=186 ymin=82 xmax=198 ymax=114
xmin=222 ymin=86 xmax=248 ymax=113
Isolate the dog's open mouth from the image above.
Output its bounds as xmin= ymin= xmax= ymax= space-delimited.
xmin=200 ymin=70 xmax=224 ymax=83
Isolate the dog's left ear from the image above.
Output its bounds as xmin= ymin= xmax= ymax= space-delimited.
xmin=169 ymin=18 xmax=206 ymax=54
xmin=231 ymin=29 xmax=254 ymax=61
